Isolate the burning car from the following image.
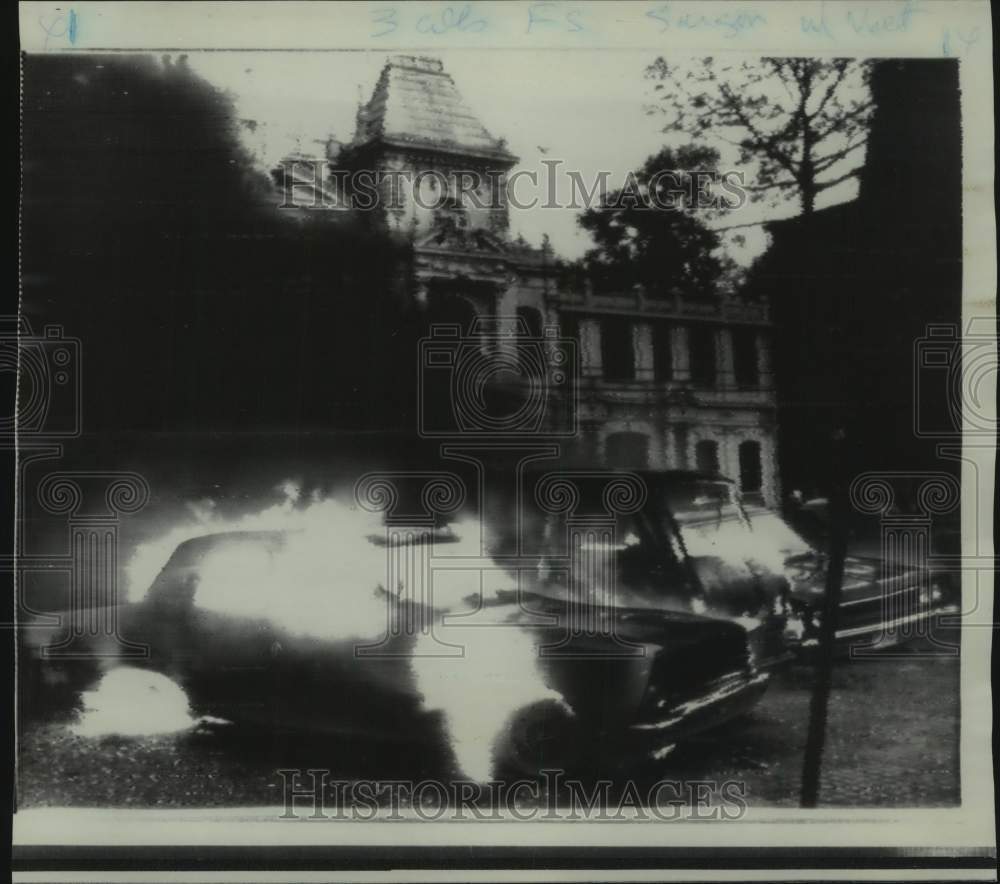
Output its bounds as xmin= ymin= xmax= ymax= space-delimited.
xmin=22 ymin=470 xmax=804 ymax=780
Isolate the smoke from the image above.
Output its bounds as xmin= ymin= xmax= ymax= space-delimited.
xmin=22 ymin=54 xmax=414 ymax=434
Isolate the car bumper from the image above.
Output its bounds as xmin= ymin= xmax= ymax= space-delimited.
xmin=623 ymin=669 xmax=771 ymax=760
xmin=786 ymin=603 xmax=962 ymax=655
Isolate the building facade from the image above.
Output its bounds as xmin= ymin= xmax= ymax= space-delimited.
xmin=309 ymin=55 xmax=780 ymax=504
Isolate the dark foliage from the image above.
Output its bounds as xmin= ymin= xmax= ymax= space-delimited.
xmin=577 ymin=144 xmax=724 ymax=297
xmin=21 ymin=54 xmax=417 ymax=434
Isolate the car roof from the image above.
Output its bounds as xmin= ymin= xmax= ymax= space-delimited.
xmin=164 ymin=530 xmax=288 ymax=568
xmin=157 ymin=473 xmax=741 ymax=566
xmin=520 ymin=466 xmax=735 ymax=490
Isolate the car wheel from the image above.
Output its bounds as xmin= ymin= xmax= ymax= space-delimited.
xmin=493 ymin=698 xmax=590 ymax=778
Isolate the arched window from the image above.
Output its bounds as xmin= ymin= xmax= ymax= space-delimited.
xmin=515 ymin=306 xmax=543 ymax=339
xmin=606 ymin=432 xmax=650 ymax=469
xmin=419 ymin=291 xmax=480 ymax=434
xmin=695 ymin=439 xmax=720 ymax=473
xmin=739 ymin=440 xmax=763 ymax=494
xmin=425 ymin=291 xmax=478 ymax=334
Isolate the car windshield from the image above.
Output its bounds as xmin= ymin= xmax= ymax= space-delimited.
xmin=661 ymin=479 xmax=813 ymax=572
xmin=742 ymin=506 xmax=814 ymax=560
xmin=664 ymin=478 xmax=750 ymax=555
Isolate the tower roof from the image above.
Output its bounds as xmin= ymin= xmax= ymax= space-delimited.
xmin=350 ymin=55 xmax=517 ymax=164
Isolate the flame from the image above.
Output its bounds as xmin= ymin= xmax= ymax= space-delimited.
xmin=71 ymin=668 xmax=199 ymax=737
xmin=128 ymin=483 xmax=388 ymax=639
xmin=412 ymin=611 xmax=564 ymax=782
xmin=125 ymin=482 xmax=569 ymax=776
xmin=128 ymin=487 xmax=507 ymax=640
xmin=125 ymin=481 xmax=375 ymax=603
xmin=680 ymin=513 xmax=793 ymax=575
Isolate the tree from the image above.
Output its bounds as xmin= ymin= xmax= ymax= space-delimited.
xmin=647 ymin=58 xmax=873 ymax=215
xmin=577 ymin=144 xmax=726 ymax=298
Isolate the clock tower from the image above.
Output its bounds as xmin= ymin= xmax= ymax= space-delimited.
xmin=337 ymin=55 xmax=554 ymax=323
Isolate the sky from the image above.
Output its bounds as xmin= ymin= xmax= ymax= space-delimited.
xmin=189 ymin=50 xmax=865 ymax=266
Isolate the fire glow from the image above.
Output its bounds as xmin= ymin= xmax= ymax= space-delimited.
xmin=72 ymin=668 xmax=199 ymax=738
xmin=123 ymin=481 xmax=566 ymax=779
xmin=413 ymin=614 xmax=567 ymax=782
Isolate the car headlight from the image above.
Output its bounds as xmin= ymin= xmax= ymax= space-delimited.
xmin=930 ymin=575 xmax=951 ymax=603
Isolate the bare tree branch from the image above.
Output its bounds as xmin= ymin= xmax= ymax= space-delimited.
xmin=814 ymin=167 xmax=866 ymax=193
xmin=646 ymin=58 xmax=874 ymax=215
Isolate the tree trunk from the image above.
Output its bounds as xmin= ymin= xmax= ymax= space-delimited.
xmin=801 ymin=185 xmax=816 ymax=214
xmin=800 ymin=133 xmax=817 ymax=215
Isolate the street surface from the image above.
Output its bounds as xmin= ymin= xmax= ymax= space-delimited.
xmin=19 ymin=649 xmax=959 ymax=809
xmin=16 ymin=434 xmax=962 ymax=810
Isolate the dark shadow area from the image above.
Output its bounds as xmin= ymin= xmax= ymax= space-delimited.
xmin=745 ymin=60 xmax=963 ymax=497
xmin=20 ymin=54 xmax=421 ymax=437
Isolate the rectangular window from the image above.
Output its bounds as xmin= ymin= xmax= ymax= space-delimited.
xmin=653 ymin=323 xmax=672 ymax=382
xmin=601 ymin=318 xmax=635 ymax=381
xmin=689 ymin=326 xmax=716 ymax=388
xmin=739 ymin=439 xmax=763 ymax=494
xmin=560 ymin=312 xmax=579 ymax=343
xmin=695 ymin=439 xmax=720 ymax=473
xmin=733 ymin=330 xmax=759 ymax=389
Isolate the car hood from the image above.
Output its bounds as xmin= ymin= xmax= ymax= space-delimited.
xmin=786 ymin=550 xmax=914 ymax=600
